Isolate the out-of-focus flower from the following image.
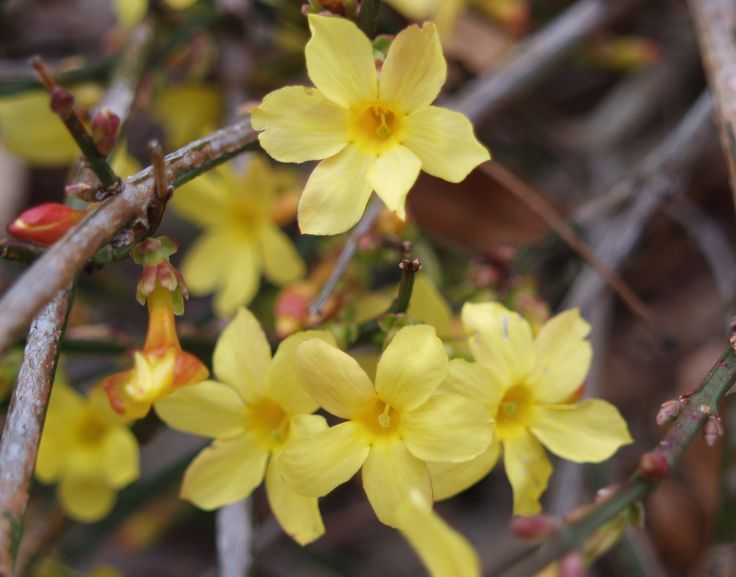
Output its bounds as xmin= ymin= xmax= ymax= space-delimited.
xmin=280 ymin=324 xmax=491 ymax=527
xmin=153 ymin=84 xmax=224 ymax=149
xmin=172 ymin=155 xmax=305 ymax=317
xmin=585 ymin=36 xmax=661 ymax=71
xmin=396 ymin=489 xmax=480 ymax=577
xmin=252 ymin=15 xmax=489 ymax=235
xmin=112 ymin=0 xmax=198 ymax=27
xmin=35 ymin=381 xmax=139 ymax=522
xmin=0 ymin=84 xmax=101 ymax=166
xmin=431 ymin=303 xmax=632 ymax=515
xmin=103 ymin=237 xmax=208 ymax=419
xmin=156 ymin=308 xmax=333 ymax=545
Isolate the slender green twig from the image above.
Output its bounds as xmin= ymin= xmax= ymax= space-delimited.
xmin=0 ymin=240 xmax=44 ymax=264
xmin=500 ymin=347 xmax=736 ymax=577
xmin=357 ymin=0 xmax=382 ymax=36
xmin=389 ymin=256 xmax=421 ymax=315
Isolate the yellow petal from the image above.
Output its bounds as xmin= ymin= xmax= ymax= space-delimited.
xmin=213 ymin=241 xmax=261 ymax=316
xmin=281 ymin=421 xmax=369 ymax=496
xmin=264 ymin=331 xmax=336 ymax=415
xmin=112 ymin=0 xmax=147 ymax=26
xmin=404 ymin=106 xmax=489 ymax=182
xmin=213 ymin=308 xmax=272 ymax=402
xmin=407 ymin=275 xmax=453 ymax=337
xmin=379 ymin=23 xmax=446 ymax=113
xmin=260 ymin=224 xmax=306 ymax=286
xmin=503 ymin=431 xmax=552 ymax=516
xmin=305 ymin=14 xmax=377 ymax=108
xmin=386 ymin=0 xmax=442 ymax=19
xmin=181 ymin=231 xmax=237 ymax=295
xmin=181 ymin=435 xmax=269 ymax=510
xmin=100 ymin=427 xmax=139 ymax=488
xmin=527 ymin=309 xmax=592 ymax=403
xmin=154 ymin=380 xmax=246 ymax=438
xmin=367 ymin=145 xmax=421 ymax=219
xmin=396 ymin=490 xmax=481 ymax=577
xmin=295 ymin=339 xmax=375 ymax=419
xmin=36 ymin=431 xmax=68 ymax=483
xmin=375 ymin=325 xmax=447 ymax=410
xmin=439 ymin=359 xmax=504 ymax=410
xmin=530 ymin=399 xmax=633 ymax=462
xmin=362 ymin=440 xmax=432 ymax=527
xmin=461 ymin=302 xmax=534 ymax=389
xmin=59 ymin=474 xmax=115 ymax=522
xmin=251 ymin=86 xmax=349 ymax=163
xmin=172 ymin=167 xmax=233 ymax=228
xmin=403 ymin=393 xmax=492 ymax=462
xmin=428 ymin=440 xmax=501 ymax=500
xmin=154 ymin=84 xmax=223 ymax=149
xmin=266 ymin=455 xmax=325 ymax=545
xmin=298 ymin=145 xmax=374 ymax=235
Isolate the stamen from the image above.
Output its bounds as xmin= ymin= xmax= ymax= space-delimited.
xmin=501 ymin=316 xmax=509 ymax=340
xmin=374 ymin=107 xmax=391 ymax=137
xmin=377 ymin=403 xmax=391 ymax=428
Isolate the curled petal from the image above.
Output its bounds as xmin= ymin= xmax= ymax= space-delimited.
xmin=503 ymin=431 xmax=553 ymax=516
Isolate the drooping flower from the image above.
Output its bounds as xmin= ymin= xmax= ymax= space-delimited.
xmin=280 ymin=324 xmax=492 ymax=527
xmin=172 ymin=155 xmax=306 ymax=317
xmin=103 ymin=237 xmax=208 ymax=419
xmin=251 ymin=14 xmax=489 ymax=235
xmin=35 ymin=381 xmax=139 ymax=522
xmin=430 ymin=303 xmax=633 ymax=515
xmin=155 ymin=308 xmax=333 ymax=545
xmin=397 ymin=490 xmax=480 ymax=577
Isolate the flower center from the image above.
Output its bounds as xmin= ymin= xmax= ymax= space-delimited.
xmin=357 ymin=398 xmax=402 ymax=439
xmin=75 ymin=415 xmax=107 ymax=447
xmin=349 ymin=103 xmax=405 ymax=154
xmin=495 ymin=384 xmax=535 ymax=440
xmin=246 ymin=399 xmax=290 ymax=449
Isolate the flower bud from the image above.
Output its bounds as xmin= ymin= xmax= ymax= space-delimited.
xmin=704 ymin=415 xmax=724 ymax=447
xmin=132 ymin=236 xmax=188 ymax=313
xmin=91 ymin=108 xmax=121 ymax=156
xmin=509 ymin=515 xmax=560 ymax=540
xmin=275 ymin=282 xmax=315 ymax=338
xmin=49 ymin=86 xmax=74 ymax=116
xmin=8 ymin=203 xmax=86 ymax=245
xmin=656 ymin=399 xmax=681 ymax=426
xmin=64 ymin=181 xmax=97 ymax=201
xmin=559 ymin=551 xmax=587 ymax=577
xmin=638 ymin=451 xmax=670 ymax=482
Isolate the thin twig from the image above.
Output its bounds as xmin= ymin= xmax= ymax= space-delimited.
xmin=0 ymin=117 xmax=258 ymax=357
xmin=479 ymin=162 xmax=658 ymax=330
xmin=309 ymin=196 xmax=384 ymax=317
xmin=216 ymin=501 xmax=253 ymax=577
xmin=451 ymin=0 xmax=636 ymax=123
xmin=499 ymin=347 xmax=736 ymax=577
xmin=688 ymin=0 xmax=736 ymax=212
xmin=30 ymin=58 xmax=120 ymax=191
xmin=390 ymin=257 xmax=421 ymax=315
xmin=357 ymin=0 xmax=382 ymax=36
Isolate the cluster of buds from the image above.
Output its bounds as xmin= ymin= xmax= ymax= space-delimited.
xmin=103 ymin=236 xmax=208 ymax=419
xmin=7 ymin=203 xmax=88 ymax=246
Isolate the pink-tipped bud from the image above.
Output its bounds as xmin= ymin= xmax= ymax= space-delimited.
xmin=510 ymin=515 xmax=560 ymax=540
xmin=559 ymin=551 xmax=587 ymax=577
xmin=594 ymin=485 xmax=620 ymax=503
xmin=8 ymin=203 xmax=86 ymax=245
xmin=638 ymin=451 xmax=670 ymax=482
xmin=656 ymin=399 xmax=681 ymax=426
xmin=704 ymin=415 xmax=724 ymax=447
xmin=49 ymin=86 xmax=74 ymax=115
xmin=65 ymin=181 xmax=97 ymax=201
xmin=91 ymin=108 xmax=121 ymax=156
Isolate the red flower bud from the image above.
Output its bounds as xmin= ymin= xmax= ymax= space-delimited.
xmin=91 ymin=108 xmax=121 ymax=156
xmin=656 ymin=399 xmax=681 ymax=426
xmin=8 ymin=203 xmax=86 ymax=245
xmin=638 ymin=451 xmax=670 ymax=482
xmin=49 ymin=86 xmax=75 ymax=116
xmin=510 ymin=515 xmax=560 ymax=540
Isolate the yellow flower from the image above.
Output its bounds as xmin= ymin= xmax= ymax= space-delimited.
xmin=387 ymin=0 xmax=464 ymax=40
xmin=397 ymin=490 xmax=480 ymax=577
xmin=155 ymin=308 xmax=333 ymax=545
xmin=280 ymin=324 xmax=492 ymax=527
xmin=0 ymin=84 xmax=101 ymax=166
xmin=35 ymin=382 xmax=139 ymax=522
xmin=430 ymin=303 xmax=633 ymax=515
xmin=153 ymin=84 xmax=223 ymax=149
xmin=251 ymin=14 xmax=489 ymax=235
xmin=172 ymin=155 xmax=306 ymax=317
xmin=112 ymin=0 xmax=198 ymax=27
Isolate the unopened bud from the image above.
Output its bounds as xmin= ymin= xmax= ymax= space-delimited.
xmin=8 ymin=203 xmax=86 ymax=245
xmin=65 ymin=181 xmax=97 ymax=201
xmin=91 ymin=108 xmax=121 ymax=156
xmin=656 ymin=399 xmax=681 ymax=426
xmin=704 ymin=415 xmax=724 ymax=447
xmin=509 ymin=515 xmax=560 ymax=540
xmin=275 ymin=283 xmax=314 ymax=338
xmin=49 ymin=86 xmax=74 ymax=116
xmin=559 ymin=551 xmax=587 ymax=577
xmin=594 ymin=484 xmax=620 ymax=503
xmin=638 ymin=451 xmax=670 ymax=482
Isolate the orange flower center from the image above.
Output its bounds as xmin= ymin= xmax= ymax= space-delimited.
xmin=246 ymin=399 xmax=290 ymax=449
xmin=349 ymin=103 xmax=405 ymax=154
xmin=495 ymin=385 xmax=535 ymax=440
xmin=356 ymin=398 xmax=402 ymax=440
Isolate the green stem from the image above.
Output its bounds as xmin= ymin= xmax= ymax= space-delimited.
xmin=500 ymin=347 xmax=736 ymax=577
xmin=0 ymin=240 xmax=44 ymax=264
xmin=389 ymin=257 xmax=420 ymax=315
xmin=357 ymin=0 xmax=382 ymax=36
